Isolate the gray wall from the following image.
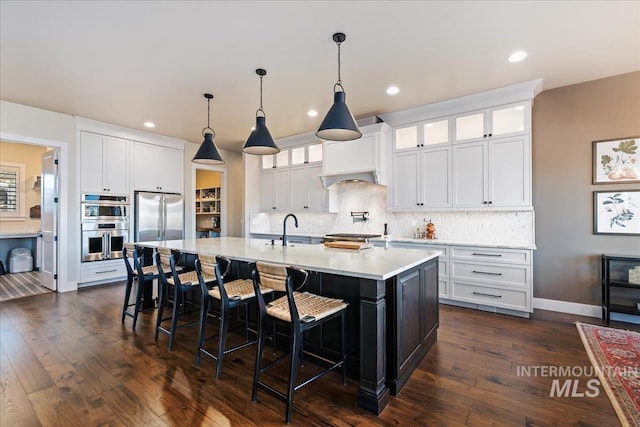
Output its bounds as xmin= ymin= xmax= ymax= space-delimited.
xmin=532 ymin=71 xmax=640 ymax=305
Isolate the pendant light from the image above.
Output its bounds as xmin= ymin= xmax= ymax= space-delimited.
xmin=243 ymin=68 xmax=280 ymax=155
xmin=316 ymin=32 xmax=362 ymax=141
xmin=192 ymin=93 xmax=225 ymax=165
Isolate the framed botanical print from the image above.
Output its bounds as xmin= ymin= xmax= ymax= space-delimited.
xmin=593 ymin=190 xmax=640 ymax=235
xmin=592 ymin=137 xmax=639 ymax=184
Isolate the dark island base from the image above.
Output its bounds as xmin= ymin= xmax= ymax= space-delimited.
xmin=231 ymin=256 xmax=439 ymax=415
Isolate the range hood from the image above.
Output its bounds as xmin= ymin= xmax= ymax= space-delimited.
xmin=319 ymin=170 xmax=383 ymax=188
xmin=319 ymin=121 xmax=390 ymax=189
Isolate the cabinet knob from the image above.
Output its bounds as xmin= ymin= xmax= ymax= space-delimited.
xmin=483 ymin=201 xmax=488 ymax=204
xmin=488 ymin=201 xmax=493 ymax=204
xmin=483 ymin=134 xmax=487 ymax=138
xmin=272 ymin=207 xmax=276 ymax=210
xmin=488 ymin=133 xmax=492 ymax=137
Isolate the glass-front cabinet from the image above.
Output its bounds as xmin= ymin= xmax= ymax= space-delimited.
xmin=393 ymin=119 xmax=450 ymax=152
xmin=454 ymin=102 xmax=529 ymax=143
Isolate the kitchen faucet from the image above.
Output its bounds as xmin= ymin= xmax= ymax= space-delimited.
xmin=282 ymin=213 xmax=298 ymax=246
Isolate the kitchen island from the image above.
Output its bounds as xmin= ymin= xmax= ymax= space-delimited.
xmin=137 ymin=237 xmax=440 ymax=415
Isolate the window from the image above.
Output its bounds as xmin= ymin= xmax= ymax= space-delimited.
xmin=0 ymin=162 xmax=26 ymax=219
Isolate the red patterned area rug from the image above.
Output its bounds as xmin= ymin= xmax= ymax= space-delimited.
xmin=576 ymin=322 xmax=640 ymax=427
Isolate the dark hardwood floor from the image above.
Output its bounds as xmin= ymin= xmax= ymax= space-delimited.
xmin=1 ymin=281 xmax=630 ymax=426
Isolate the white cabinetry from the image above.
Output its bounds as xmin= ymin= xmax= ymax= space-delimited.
xmin=290 ymin=164 xmax=327 ymax=211
xmin=132 ymin=142 xmax=184 ymax=194
xmin=390 ymin=242 xmax=450 ymax=298
xmin=452 ymin=135 xmax=530 ymax=208
xmin=80 ymin=132 xmax=129 ymax=194
xmin=261 ymin=168 xmax=290 ymax=211
xmin=449 ymin=247 xmax=532 ymax=314
xmin=454 ymin=102 xmax=529 ymax=143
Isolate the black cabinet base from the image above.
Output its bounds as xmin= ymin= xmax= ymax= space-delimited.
xmin=356 ymin=387 xmax=390 ymax=415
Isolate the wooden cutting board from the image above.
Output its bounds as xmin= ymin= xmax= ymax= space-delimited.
xmin=324 ymin=241 xmax=373 ymax=250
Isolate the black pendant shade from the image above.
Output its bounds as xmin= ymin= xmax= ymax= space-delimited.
xmin=193 ymin=132 xmax=224 ymax=165
xmin=192 ymin=93 xmax=225 ymax=165
xmin=316 ymin=32 xmax=361 ymax=141
xmin=316 ymin=91 xmax=361 ymax=141
xmin=244 ymin=116 xmax=279 ymax=155
xmin=243 ymin=68 xmax=280 ymax=155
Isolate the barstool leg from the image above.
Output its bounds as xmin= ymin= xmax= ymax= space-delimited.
xmin=155 ymin=281 xmax=166 ymax=342
xmin=216 ymin=304 xmax=229 ymax=379
xmin=285 ymin=328 xmax=301 ymax=424
xmin=168 ymin=285 xmax=179 ymax=350
xmin=132 ymin=278 xmax=144 ymax=330
xmin=196 ymin=297 xmax=209 ymax=366
xmin=122 ymin=276 xmax=133 ymax=323
xmin=341 ymin=312 xmax=347 ymax=385
xmin=252 ymin=313 xmax=265 ymax=403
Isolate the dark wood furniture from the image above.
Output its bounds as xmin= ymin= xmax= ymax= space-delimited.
xmin=601 ymin=253 xmax=640 ymax=324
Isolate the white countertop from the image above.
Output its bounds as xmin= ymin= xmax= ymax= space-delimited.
xmin=138 ymin=237 xmax=440 ymax=281
xmin=0 ymin=232 xmax=42 ymax=239
xmin=250 ymin=231 xmax=536 ymax=250
xmin=372 ymin=236 xmax=537 ymax=250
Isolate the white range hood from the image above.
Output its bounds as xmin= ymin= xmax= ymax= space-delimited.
xmin=319 ymin=122 xmax=390 ymax=189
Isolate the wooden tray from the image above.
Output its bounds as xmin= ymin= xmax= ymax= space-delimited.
xmin=324 ymin=241 xmax=373 ymax=250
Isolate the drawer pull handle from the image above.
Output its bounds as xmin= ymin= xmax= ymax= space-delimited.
xmin=473 ymin=291 xmax=502 ymax=298
xmin=472 ymin=270 xmax=503 ymax=276
xmin=96 ymin=269 xmax=118 ymax=274
xmin=472 ymin=252 xmax=502 ymax=257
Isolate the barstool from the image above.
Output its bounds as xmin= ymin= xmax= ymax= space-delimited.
xmin=121 ymin=243 xmax=172 ymax=330
xmin=195 ymin=254 xmax=274 ymax=379
xmin=155 ymin=248 xmax=206 ymax=350
xmin=250 ymin=261 xmax=348 ymax=424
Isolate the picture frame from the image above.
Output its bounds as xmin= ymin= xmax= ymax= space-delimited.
xmin=592 ymin=137 xmax=639 ymax=184
xmin=593 ymin=190 xmax=640 ymax=235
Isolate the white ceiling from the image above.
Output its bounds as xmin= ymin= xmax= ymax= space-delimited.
xmin=1 ymin=1 xmax=639 ymax=152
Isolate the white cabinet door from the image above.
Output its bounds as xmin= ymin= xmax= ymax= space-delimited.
xmin=80 ymin=132 xmax=105 ymax=193
xmin=261 ymin=170 xmax=276 ymax=211
xmin=392 ymin=151 xmax=420 ymax=209
xmin=103 ymin=137 xmax=129 ymax=194
xmin=261 ymin=169 xmax=290 ymax=211
xmin=132 ymin=143 xmax=183 ymax=193
xmin=306 ymin=164 xmax=326 ymax=211
xmin=289 ymin=166 xmax=307 ymax=210
xmin=133 ymin=142 xmax=162 ymax=191
xmin=452 ymin=142 xmax=487 ymax=207
xmin=421 ymin=146 xmax=451 ymax=208
xmin=275 ymin=169 xmax=290 ymax=211
xmin=159 ymin=147 xmax=183 ymax=194
xmin=80 ymin=132 xmax=128 ymax=194
xmin=488 ymin=136 xmax=530 ymax=207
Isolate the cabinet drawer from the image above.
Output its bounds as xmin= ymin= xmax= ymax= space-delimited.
xmin=451 ymin=282 xmax=529 ymax=311
xmin=451 ymin=247 xmax=529 ymax=264
xmin=81 ymin=262 xmax=127 ymax=283
xmin=451 ymin=261 xmax=529 ymax=287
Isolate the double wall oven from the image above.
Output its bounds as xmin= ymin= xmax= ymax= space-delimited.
xmin=81 ymin=194 xmax=129 ymax=262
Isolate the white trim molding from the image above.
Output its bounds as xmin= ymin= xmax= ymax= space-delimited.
xmin=533 ymin=297 xmax=600 ymax=317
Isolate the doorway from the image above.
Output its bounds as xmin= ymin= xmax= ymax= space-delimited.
xmin=195 ymin=169 xmax=223 ymax=237
xmin=0 ymin=133 xmax=67 ymax=292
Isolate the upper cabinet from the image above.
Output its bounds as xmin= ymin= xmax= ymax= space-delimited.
xmin=80 ymin=131 xmax=129 ymax=194
xmin=132 ymin=142 xmax=184 ymax=194
xmin=454 ymin=102 xmax=529 ymax=144
xmin=384 ymin=79 xmax=542 ymax=212
xmin=261 ymin=168 xmax=290 ymax=211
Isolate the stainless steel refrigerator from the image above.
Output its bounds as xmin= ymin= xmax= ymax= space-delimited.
xmin=134 ymin=192 xmax=184 ymax=242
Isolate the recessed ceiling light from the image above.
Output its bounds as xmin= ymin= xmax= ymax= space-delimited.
xmin=307 ymin=109 xmax=318 ymax=117
xmin=251 ymin=126 xmax=256 ymax=131
xmin=386 ymin=86 xmax=400 ymax=95
xmin=508 ymin=51 xmax=527 ymax=63
xmin=144 ymin=121 xmax=156 ymax=128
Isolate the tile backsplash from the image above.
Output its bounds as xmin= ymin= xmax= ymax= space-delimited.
xmin=250 ymin=181 xmax=534 ymax=245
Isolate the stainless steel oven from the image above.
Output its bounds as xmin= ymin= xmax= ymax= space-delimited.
xmin=81 ymin=194 xmax=129 ymax=222
xmin=81 ymin=222 xmax=129 ymax=262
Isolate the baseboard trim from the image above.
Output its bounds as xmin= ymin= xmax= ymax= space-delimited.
xmin=533 ymin=298 xmax=600 ymax=317
xmin=533 ymin=297 xmax=640 ymax=325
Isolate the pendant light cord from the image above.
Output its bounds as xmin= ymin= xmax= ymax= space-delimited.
xmin=334 ymin=38 xmax=344 ymax=93
xmin=203 ymin=95 xmax=215 ymax=137
xmin=257 ymin=74 xmax=265 ymax=117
